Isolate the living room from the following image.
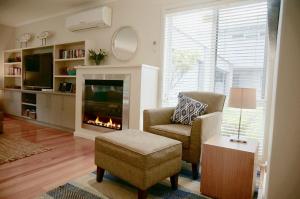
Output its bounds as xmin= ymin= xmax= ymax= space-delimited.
xmin=0 ymin=0 xmax=299 ymax=199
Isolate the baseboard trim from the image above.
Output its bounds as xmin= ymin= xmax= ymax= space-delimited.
xmin=73 ymin=130 xmax=99 ymax=140
xmin=5 ymin=114 xmax=74 ymax=133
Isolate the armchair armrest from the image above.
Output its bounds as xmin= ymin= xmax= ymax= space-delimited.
xmin=195 ymin=112 xmax=223 ymax=142
xmin=189 ymin=112 xmax=223 ymax=155
xmin=143 ymin=107 xmax=175 ymax=131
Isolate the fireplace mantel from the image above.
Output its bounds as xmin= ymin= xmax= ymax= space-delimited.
xmin=74 ymin=64 xmax=159 ymax=140
xmin=75 ymin=64 xmax=159 ymax=70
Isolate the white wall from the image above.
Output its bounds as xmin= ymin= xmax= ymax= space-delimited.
xmin=13 ymin=0 xmax=239 ymax=67
xmin=15 ymin=0 xmax=163 ymax=67
xmin=0 ymin=24 xmax=15 ymax=88
xmin=266 ymin=0 xmax=300 ymax=198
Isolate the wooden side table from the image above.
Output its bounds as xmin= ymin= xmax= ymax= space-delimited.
xmin=200 ymin=135 xmax=258 ymax=199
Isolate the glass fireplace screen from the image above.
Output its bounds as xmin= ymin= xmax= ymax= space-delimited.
xmin=83 ymin=80 xmax=123 ymax=130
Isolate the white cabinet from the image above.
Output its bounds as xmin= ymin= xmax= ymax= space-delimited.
xmin=37 ymin=93 xmax=54 ymax=124
xmin=4 ymin=90 xmax=21 ymax=116
xmin=51 ymin=95 xmax=63 ymax=126
xmin=61 ymin=95 xmax=76 ymax=129
xmin=37 ymin=93 xmax=75 ymax=129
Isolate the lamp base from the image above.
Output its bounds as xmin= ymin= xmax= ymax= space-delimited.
xmin=230 ymin=138 xmax=247 ymax=144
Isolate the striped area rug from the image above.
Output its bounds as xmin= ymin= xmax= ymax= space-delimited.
xmin=39 ymin=164 xmax=259 ymax=199
xmin=39 ymin=165 xmax=210 ymax=199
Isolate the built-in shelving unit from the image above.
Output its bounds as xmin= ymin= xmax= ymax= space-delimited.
xmin=53 ymin=41 xmax=88 ymax=93
xmin=2 ymin=40 xmax=93 ymax=129
xmin=21 ymin=92 xmax=37 ymax=119
xmin=3 ymin=40 xmax=92 ymax=94
xmin=3 ymin=49 xmax=22 ymax=90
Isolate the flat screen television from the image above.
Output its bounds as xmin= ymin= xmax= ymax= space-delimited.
xmin=23 ymin=53 xmax=53 ymax=90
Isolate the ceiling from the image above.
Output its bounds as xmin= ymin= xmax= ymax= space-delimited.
xmin=0 ymin=0 xmax=112 ymax=27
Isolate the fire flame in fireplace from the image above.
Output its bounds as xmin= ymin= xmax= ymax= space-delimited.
xmin=87 ymin=116 xmax=121 ymax=130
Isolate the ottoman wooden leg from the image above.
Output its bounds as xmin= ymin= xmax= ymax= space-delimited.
xmin=96 ymin=166 xmax=105 ymax=182
xmin=170 ymin=173 xmax=179 ymax=190
xmin=138 ymin=189 xmax=147 ymax=199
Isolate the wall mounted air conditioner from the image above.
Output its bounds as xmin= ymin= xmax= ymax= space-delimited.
xmin=66 ymin=6 xmax=112 ymax=31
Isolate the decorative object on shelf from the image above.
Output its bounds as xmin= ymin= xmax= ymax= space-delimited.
xmin=29 ymin=111 xmax=36 ymax=119
xmin=24 ymin=109 xmax=30 ymax=117
xmin=7 ymin=56 xmax=21 ymax=63
xmin=89 ymin=49 xmax=108 ymax=65
xmin=17 ymin=33 xmax=32 ymax=48
xmin=36 ymin=31 xmax=53 ymax=46
xmin=8 ymin=66 xmax=21 ymax=75
xmin=112 ymin=26 xmax=138 ymax=61
xmin=66 ymin=66 xmax=76 ymax=76
xmin=22 ymin=108 xmax=36 ymax=119
xmin=5 ymin=85 xmax=21 ymax=89
xmin=59 ymin=82 xmax=73 ymax=93
xmin=41 ymin=88 xmax=53 ymax=92
xmin=228 ymin=87 xmax=256 ymax=144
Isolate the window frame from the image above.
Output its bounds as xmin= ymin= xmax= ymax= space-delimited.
xmin=160 ymin=0 xmax=269 ymax=161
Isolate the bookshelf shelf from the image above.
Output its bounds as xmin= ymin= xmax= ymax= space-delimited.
xmin=4 ymin=75 xmax=22 ymax=77
xmin=4 ymin=88 xmax=21 ymax=91
xmin=55 ymin=58 xmax=85 ymax=62
xmin=20 ymin=115 xmax=35 ymax=120
xmin=4 ymin=62 xmax=22 ymax=65
xmin=22 ymin=102 xmax=36 ymax=107
xmin=54 ymin=75 xmax=76 ymax=78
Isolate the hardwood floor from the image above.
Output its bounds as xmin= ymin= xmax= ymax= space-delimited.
xmin=0 ymin=116 xmax=95 ymax=199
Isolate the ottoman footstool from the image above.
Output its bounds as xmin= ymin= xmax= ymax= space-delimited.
xmin=95 ymin=129 xmax=182 ymax=199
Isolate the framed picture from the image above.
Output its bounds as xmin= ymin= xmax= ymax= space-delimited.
xmin=59 ymin=82 xmax=73 ymax=92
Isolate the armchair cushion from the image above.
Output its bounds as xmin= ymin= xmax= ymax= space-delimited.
xmin=149 ymin=124 xmax=191 ymax=149
xmin=171 ymin=93 xmax=208 ymax=125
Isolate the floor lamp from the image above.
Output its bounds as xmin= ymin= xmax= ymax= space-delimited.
xmin=228 ymin=88 xmax=256 ymax=144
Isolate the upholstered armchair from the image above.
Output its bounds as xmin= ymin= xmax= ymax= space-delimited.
xmin=143 ymin=91 xmax=226 ymax=179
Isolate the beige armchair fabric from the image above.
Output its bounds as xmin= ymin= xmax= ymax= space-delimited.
xmin=144 ymin=91 xmax=225 ymax=179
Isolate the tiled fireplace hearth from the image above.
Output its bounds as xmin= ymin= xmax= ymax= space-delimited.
xmin=74 ymin=65 xmax=159 ymax=140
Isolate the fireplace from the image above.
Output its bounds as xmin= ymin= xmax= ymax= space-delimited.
xmin=82 ymin=74 xmax=130 ymax=132
xmin=74 ymin=65 xmax=158 ymax=140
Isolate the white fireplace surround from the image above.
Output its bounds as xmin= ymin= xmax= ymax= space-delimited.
xmin=74 ymin=64 xmax=159 ymax=140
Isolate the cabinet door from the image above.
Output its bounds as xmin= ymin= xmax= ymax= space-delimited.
xmin=37 ymin=94 xmax=75 ymax=129
xmin=61 ymin=95 xmax=75 ymax=129
xmin=4 ymin=90 xmax=21 ymax=116
xmin=51 ymin=95 xmax=63 ymax=127
xmin=36 ymin=93 xmax=53 ymax=124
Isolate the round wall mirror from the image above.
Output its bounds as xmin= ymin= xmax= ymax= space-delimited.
xmin=112 ymin=26 xmax=138 ymax=61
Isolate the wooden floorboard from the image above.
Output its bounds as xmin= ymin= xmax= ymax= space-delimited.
xmin=0 ymin=116 xmax=95 ymax=199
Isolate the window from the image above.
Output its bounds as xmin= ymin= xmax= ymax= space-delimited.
xmin=162 ymin=1 xmax=267 ymax=158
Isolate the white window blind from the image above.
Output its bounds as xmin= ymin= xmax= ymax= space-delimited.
xmin=162 ymin=1 xmax=267 ymax=158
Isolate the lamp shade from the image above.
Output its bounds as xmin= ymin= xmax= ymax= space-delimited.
xmin=228 ymin=88 xmax=256 ymax=109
